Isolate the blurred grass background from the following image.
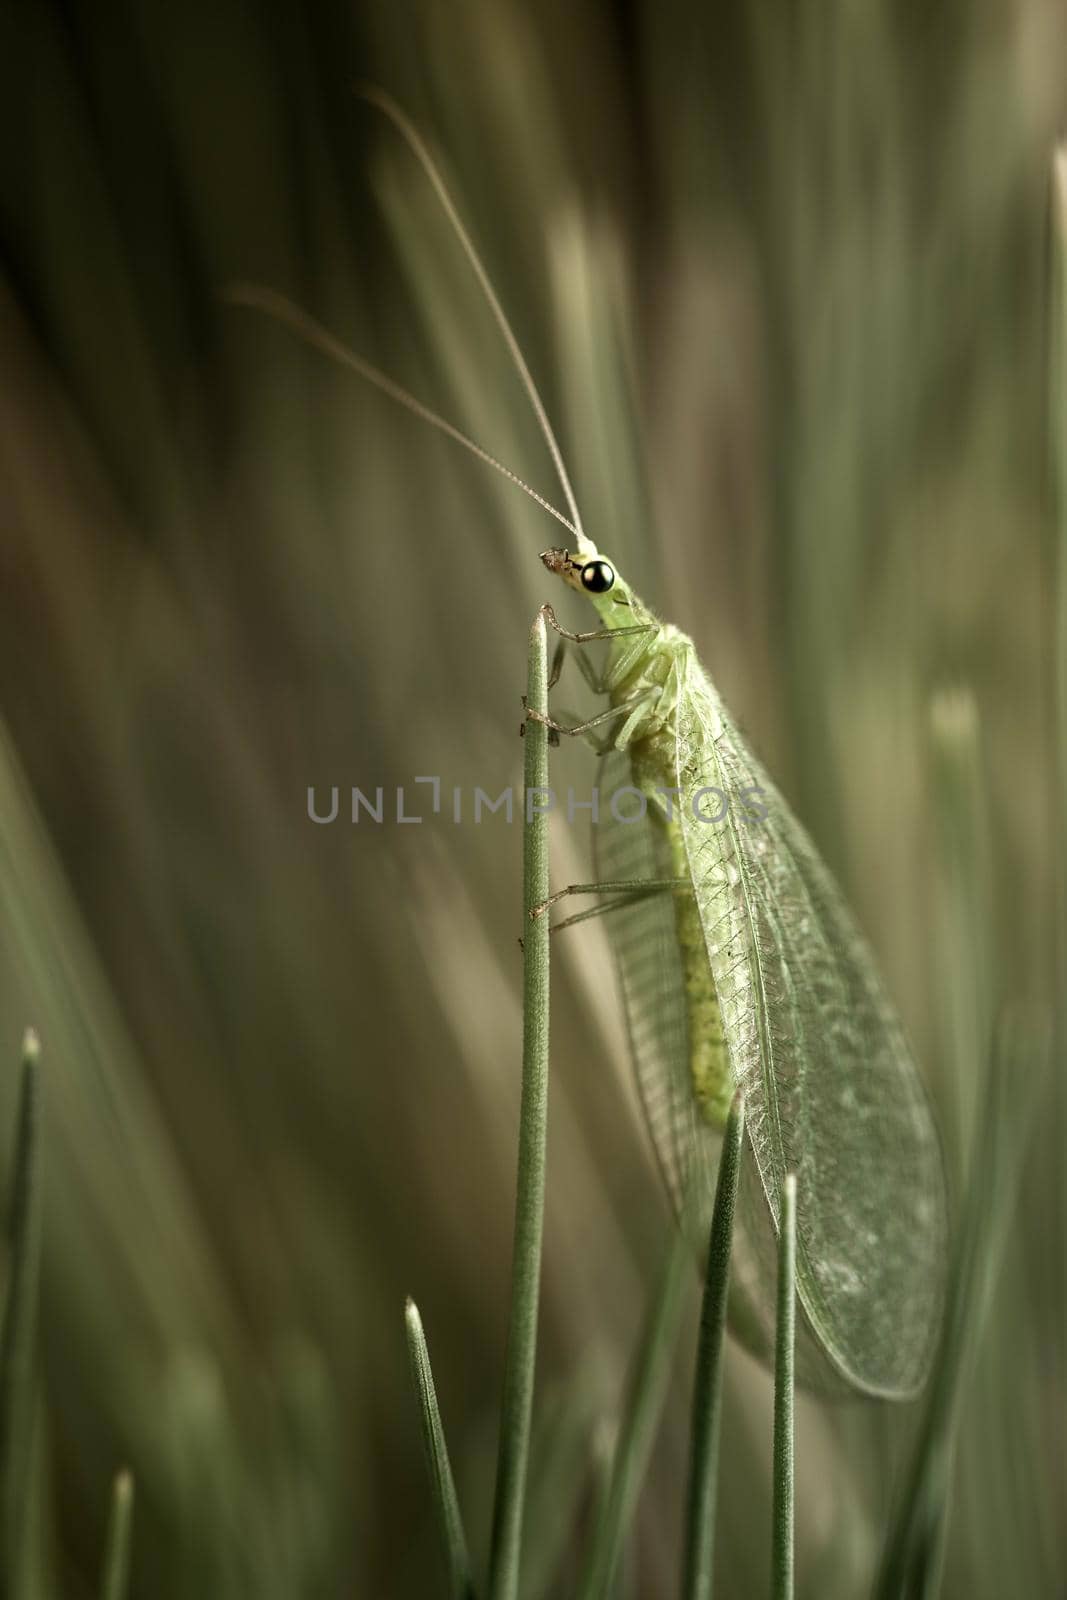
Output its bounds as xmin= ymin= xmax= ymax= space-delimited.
xmin=0 ymin=0 xmax=1063 ymax=1594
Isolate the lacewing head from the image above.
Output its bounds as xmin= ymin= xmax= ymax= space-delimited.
xmin=541 ymin=546 xmax=642 ymax=619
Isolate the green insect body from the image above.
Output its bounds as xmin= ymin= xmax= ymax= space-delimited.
xmin=547 ymin=547 xmax=735 ymax=1130
xmin=628 ymin=738 xmax=733 ymax=1130
xmin=542 ymin=542 xmax=948 ymax=1398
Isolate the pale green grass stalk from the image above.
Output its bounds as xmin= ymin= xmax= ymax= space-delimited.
xmin=404 ymin=1300 xmax=474 ymax=1598
xmin=681 ymin=1093 xmax=745 ymax=1600
xmin=928 ymin=687 xmax=993 ymax=1165
xmin=771 ymin=1174 xmax=796 ymax=1600
xmin=0 ymin=1029 xmax=42 ymax=1600
xmin=1050 ymin=150 xmax=1067 ymax=1600
xmin=100 ymin=1470 xmax=134 ymax=1600
xmin=1053 ymin=146 xmax=1067 ymax=857
xmin=488 ymin=613 xmax=550 ymax=1600
xmin=1051 ymin=153 xmax=1067 ymax=1457
xmin=576 ymin=1223 xmax=690 ymax=1600
xmin=520 ymin=1379 xmax=605 ymax=1599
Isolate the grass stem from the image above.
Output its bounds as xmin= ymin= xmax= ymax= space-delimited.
xmin=681 ymin=1093 xmax=745 ymax=1600
xmin=771 ymin=1173 xmax=796 ymax=1600
xmin=0 ymin=1029 xmax=43 ymax=1600
xmin=488 ymin=612 xmax=551 ymax=1600
xmin=100 ymin=1470 xmax=134 ymax=1600
xmin=1053 ymin=145 xmax=1067 ymax=847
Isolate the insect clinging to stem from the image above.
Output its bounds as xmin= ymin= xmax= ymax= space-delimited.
xmin=228 ymin=89 xmax=948 ymax=1399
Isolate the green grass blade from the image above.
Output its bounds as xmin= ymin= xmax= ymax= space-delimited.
xmin=771 ymin=1173 xmax=796 ymax=1600
xmin=1053 ymin=144 xmax=1067 ymax=845
xmin=577 ymin=1222 xmax=690 ymax=1600
xmin=877 ymin=673 xmax=1041 ymax=1599
xmin=488 ymin=612 xmax=551 ymax=1600
xmin=404 ymin=1299 xmax=475 ymax=1599
xmin=100 ymin=1469 xmax=134 ymax=1600
xmin=928 ymin=687 xmax=995 ymax=1167
xmin=520 ymin=1377 xmax=605 ymax=1600
xmin=0 ymin=1028 xmax=43 ymax=1600
xmin=1051 ymin=160 xmax=1067 ymax=1539
xmin=874 ymin=1019 xmax=1038 ymax=1600
xmin=681 ymin=1093 xmax=745 ymax=1600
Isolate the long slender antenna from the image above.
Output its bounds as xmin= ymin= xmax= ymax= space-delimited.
xmin=359 ymin=85 xmax=589 ymax=550
xmin=224 ymin=285 xmax=580 ymax=538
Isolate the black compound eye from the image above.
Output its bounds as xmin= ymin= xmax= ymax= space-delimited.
xmin=580 ymin=559 xmax=616 ymax=595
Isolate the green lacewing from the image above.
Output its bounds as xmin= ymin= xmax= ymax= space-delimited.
xmin=533 ymin=549 xmax=946 ymax=1396
xmin=229 ymin=91 xmax=948 ymax=1397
